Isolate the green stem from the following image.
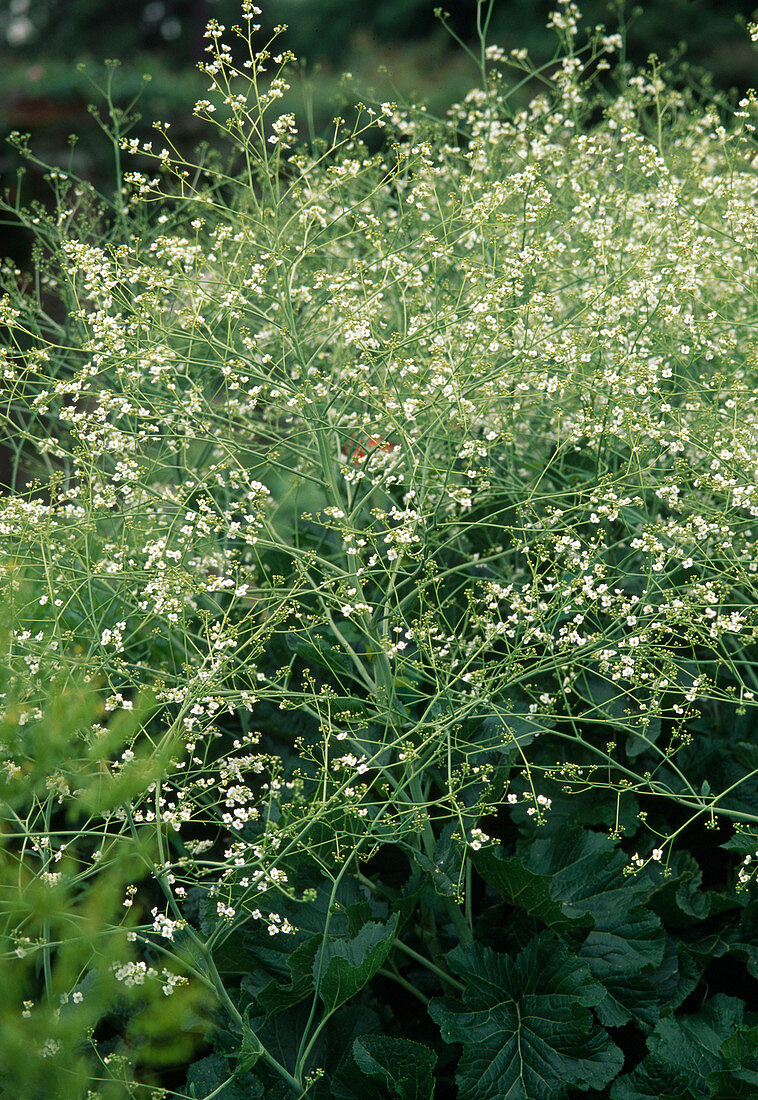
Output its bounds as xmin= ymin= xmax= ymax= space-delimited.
xmin=294 ymin=845 xmax=368 ymax=1084
xmin=393 ymin=939 xmax=465 ymax=994
xmin=377 ymin=966 xmax=430 ymax=1006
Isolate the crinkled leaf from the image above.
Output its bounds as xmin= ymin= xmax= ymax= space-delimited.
xmin=678 ymin=914 xmax=736 ymax=970
xmin=346 ymin=1034 xmax=437 ymax=1099
xmin=480 ymin=705 xmax=545 ymax=749
xmin=257 ymin=934 xmax=320 ymax=1016
xmin=411 ymin=822 xmax=466 ymax=898
xmin=508 ymin=779 xmax=639 ymax=836
xmin=707 ymin=1023 xmax=758 ymax=1096
xmin=521 ymin=827 xmax=648 ymax=923
xmin=255 ymin=1003 xmax=381 ymax=1099
xmin=579 ymin=907 xmax=663 ymax=1027
xmin=572 ymin=673 xmax=660 ymax=757
xmin=185 ymin=1055 xmax=263 ymax=1099
xmin=675 ymin=735 xmax=758 ymax=817
xmin=611 ymin=995 xmax=748 ymax=1100
xmin=719 ymin=1021 xmax=758 ymax=1069
xmin=430 ymin=933 xmax=622 ymax=1100
xmin=319 ymin=1006 xmax=383 ymax=1091
xmin=475 ymin=899 xmax=554 ymax=959
xmin=650 ymin=937 xmax=699 ymax=1014
xmin=708 ymin=1074 xmax=758 ymax=1099
xmin=647 ymin=851 xmax=710 ymax=925
xmin=725 ymin=901 xmax=758 ymax=980
xmin=722 ymin=828 xmax=758 ymax=859
xmin=475 ymin=846 xmax=593 ymax=938
xmin=221 ymin=936 xmax=294 ymax=983
xmin=457 ymin=705 xmax=545 ymax=778
xmin=516 ymin=828 xmax=665 ymax=1025
xmin=284 ymin=629 xmax=352 ymax=676
xmin=237 ymin=1011 xmax=265 ymax=1074
xmin=225 ymin=877 xmax=361 ymax=980
xmin=732 ymin=742 xmax=758 ymax=774
xmin=573 ymin=671 xmax=629 ymax=723
xmin=645 ymin=851 xmax=737 ymax=929
xmin=317 ymin=914 xmax=398 ymax=1013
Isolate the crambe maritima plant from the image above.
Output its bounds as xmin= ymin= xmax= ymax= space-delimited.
xmin=5 ymin=0 xmax=758 ymax=1095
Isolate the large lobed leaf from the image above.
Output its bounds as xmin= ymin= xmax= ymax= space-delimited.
xmin=478 ymin=827 xmax=668 ymax=1026
xmin=430 ymin=932 xmax=623 ymax=1100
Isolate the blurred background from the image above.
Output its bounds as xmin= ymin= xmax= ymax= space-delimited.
xmin=1 ymin=0 xmax=757 ymax=263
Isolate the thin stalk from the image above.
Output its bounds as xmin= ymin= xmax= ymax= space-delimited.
xmin=377 ymin=966 xmax=430 ymax=1006
xmin=392 ymin=939 xmax=465 ymax=995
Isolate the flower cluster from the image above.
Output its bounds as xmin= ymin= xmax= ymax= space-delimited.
xmin=3 ymin=7 xmax=758 ymax=1085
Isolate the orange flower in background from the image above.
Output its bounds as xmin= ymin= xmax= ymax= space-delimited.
xmin=342 ymin=437 xmax=395 ymax=462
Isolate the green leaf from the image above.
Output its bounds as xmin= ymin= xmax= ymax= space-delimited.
xmin=351 ymin=1034 xmax=437 ymax=1099
xmin=722 ymin=827 xmax=758 ymax=858
xmin=317 ymin=914 xmax=398 ymax=1013
xmin=487 ymin=828 xmax=665 ymax=1026
xmin=319 ymin=1005 xmax=382 ymax=1096
xmin=523 ymin=828 xmax=665 ymax=1026
xmin=583 ymin=955 xmax=657 ymax=1032
xmin=256 ymin=935 xmax=320 ymax=1016
xmin=479 ymin=705 xmax=545 ymax=751
xmin=650 ymin=937 xmax=699 ymax=1014
xmin=410 ymin=821 xmax=466 ymax=899
xmin=675 ymin=734 xmax=758 ymax=818
xmin=611 ymin=995 xmax=748 ymax=1100
xmin=237 ymin=1011 xmax=264 ymax=1074
xmin=185 ymin=1055 xmax=263 ymax=1099
xmin=253 ymin=1001 xmax=380 ymax=1095
xmin=232 ymin=877 xmax=369 ymax=1001
xmin=521 ymin=827 xmax=648 ymax=922
xmin=475 ymin=846 xmax=593 ymax=937
xmin=725 ymin=901 xmax=758 ymax=981
xmin=572 ymin=671 xmax=631 ymax=724
xmin=429 ymin=933 xmax=623 ymax=1100
xmin=508 ymin=778 xmax=639 ymax=836
xmin=225 ymin=924 xmax=311 ymax=983
xmin=579 ymin=907 xmax=664 ymax=1028
xmin=719 ymin=1022 xmax=758 ymax=1070
xmin=708 ymin=1022 xmax=758 ymax=1098
xmin=571 ymin=674 xmax=661 ymax=757
xmin=645 ymin=850 xmax=730 ymax=928
xmin=732 ymin=742 xmax=758 ymax=774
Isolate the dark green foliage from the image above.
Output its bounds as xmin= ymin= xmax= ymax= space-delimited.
xmin=611 ymin=996 xmax=758 ymax=1099
xmin=334 ymin=1035 xmax=437 ymax=1100
xmin=431 ymin=935 xmax=623 ymax=1099
xmin=185 ymin=788 xmax=758 ymax=1099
